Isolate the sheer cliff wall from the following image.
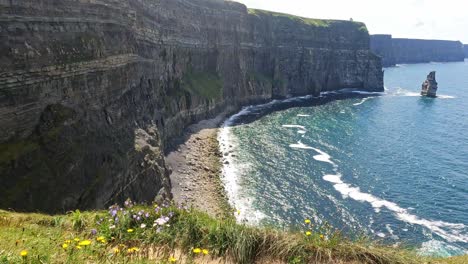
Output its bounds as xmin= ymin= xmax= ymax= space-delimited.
xmin=0 ymin=0 xmax=383 ymax=212
xmin=370 ymin=34 xmax=465 ymax=67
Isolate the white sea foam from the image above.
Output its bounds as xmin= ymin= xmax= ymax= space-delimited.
xmin=392 ymin=88 xmax=456 ymax=99
xmin=377 ymin=232 xmax=386 ymax=238
xmin=310 ymin=147 xmax=335 ymax=166
xmin=437 ymin=95 xmax=456 ymax=99
xmin=353 ymin=97 xmax=371 ymax=106
xmin=218 ymin=107 xmax=267 ymax=224
xmin=419 ymin=240 xmax=468 ymax=257
xmin=289 ymin=141 xmax=314 ymax=150
xmin=304 ymin=144 xmax=468 ymax=243
xmin=290 ymin=142 xmax=337 ymax=167
xmin=282 ymin=124 xmax=307 ymax=130
xmin=386 ymin=224 xmax=399 ymax=240
xmin=298 ymin=130 xmax=307 ymax=134
xmin=297 ymin=114 xmax=311 ymax=117
xmin=325 ymin=88 xmax=385 ymax=96
xmin=394 ymin=88 xmax=421 ymax=97
xmin=323 ymin=174 xmax=343 ymax=184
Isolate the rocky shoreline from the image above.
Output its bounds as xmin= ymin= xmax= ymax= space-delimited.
xmin=166 ymin=113 xmax=232 ymax=218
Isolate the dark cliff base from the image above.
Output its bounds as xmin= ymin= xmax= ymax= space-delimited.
xmin=464 ymin=44 xmax=468 ymax=58
xmin=370 ymin=34 xmax=465 ymax=67
xmin=0 ymin=0 xmax=383 ymax=213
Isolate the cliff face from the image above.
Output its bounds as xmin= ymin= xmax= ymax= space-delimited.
xmin=0 ymin=0 xmax=383 ymax=212
xmin=369 ymin=35 xmax=396 ymax=67
xmin=464 ymin=45 xmax=468 ymax=58
xmin=370 ymin=34 xmax=465 ymax=66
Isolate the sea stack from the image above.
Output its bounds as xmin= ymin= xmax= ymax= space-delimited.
xmin=421 ymin=71 xmax=438 ymax=97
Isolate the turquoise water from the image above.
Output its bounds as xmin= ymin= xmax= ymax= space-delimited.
xmin=219 ymin=60 xmax=468 ymax=256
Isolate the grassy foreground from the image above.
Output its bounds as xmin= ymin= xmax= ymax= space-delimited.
xmin=0 ymin=200 xmax=466 ymax=264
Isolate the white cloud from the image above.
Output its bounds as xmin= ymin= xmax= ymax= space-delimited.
xmin=234 ymin=0 xmax=468 ymax=43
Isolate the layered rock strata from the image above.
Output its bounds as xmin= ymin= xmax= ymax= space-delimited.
xmin=0 ymin=0 xmax=383 ymax=212
xmin=370 ymin=34 xmax=465 ymax=67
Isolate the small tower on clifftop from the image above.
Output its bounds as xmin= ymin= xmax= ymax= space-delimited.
xmin=421 ymin=71 xmax=438 ymax=97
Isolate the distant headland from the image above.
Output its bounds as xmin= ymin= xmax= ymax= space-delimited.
xmin=370 ymin=34 xmax=466 ymax=67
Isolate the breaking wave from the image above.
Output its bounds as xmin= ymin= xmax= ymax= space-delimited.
xmin=288 ymin=143 xmax=468 ymax=244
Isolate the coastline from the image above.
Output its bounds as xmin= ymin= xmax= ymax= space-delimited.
xmin=166 ymin=112 xmax=232 ymax=218
xmin=167 ymin=91 xmax=384 ymax=223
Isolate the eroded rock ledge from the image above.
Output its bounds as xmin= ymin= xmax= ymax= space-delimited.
xmin=0 ymin=0 xmax=383 ymax=212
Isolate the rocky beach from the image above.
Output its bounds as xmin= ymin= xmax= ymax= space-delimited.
xmin=166 ymin=113 xmax=231 ymax=218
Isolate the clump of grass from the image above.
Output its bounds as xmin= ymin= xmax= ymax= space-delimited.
xmin=248 ymin=9 xmax=334 ymax=27
xmin=70 ymin=210 xmax=87 ymax=231
xmin=0 ymin=202 xmax=466 ymax=263
xmin=182 ymin=72 xmax=223 ymax=100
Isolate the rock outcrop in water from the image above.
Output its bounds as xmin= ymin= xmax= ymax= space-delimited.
xmin=421 ymin=71 xmax=438 ymax=97
xmin=464 ymin=44 xmax=468 ymax=58
xmin=0 ymin=0 xmax=383 ymax=212
xmin=370 ymin=35 xmax=465 ymax=67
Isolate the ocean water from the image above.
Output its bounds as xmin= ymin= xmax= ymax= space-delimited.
xmin=219 ymin=60 xmax=468 ymax=256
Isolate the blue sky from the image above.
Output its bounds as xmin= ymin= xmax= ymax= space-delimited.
xmin=236 ymin=0 xmax=468 ymax=43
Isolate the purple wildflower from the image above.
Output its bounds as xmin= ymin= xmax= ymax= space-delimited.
xmin=110 ymin=209 xmax=118 ymax=217
xmin=90 ymin=229 xmax=97 ymax=236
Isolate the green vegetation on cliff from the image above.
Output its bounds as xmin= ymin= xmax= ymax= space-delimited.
xmin=182 ymin=72 xmax=223 ymax=100
xmin=248 ymin=9 xmax=367 ymax=30
xmin=0 ymin=200 xmax=465 ymax=264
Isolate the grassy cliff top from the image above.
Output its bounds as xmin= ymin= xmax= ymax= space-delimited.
xmin=0 ymin=201 xmax=466 ymax=263
xmin=248 ymin=8 xmax=367 ymax=31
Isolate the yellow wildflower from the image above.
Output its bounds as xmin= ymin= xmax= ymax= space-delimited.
xmin=169 ymin=256 xmax=177 ymax=262
xmin=112 ymin=248 xmax=120 ymax=254
xmin=78 ymin=240 xmax=91 ymax=246
xmin=305 ymin=231 xmax=312 ymax=236
xmin=62 ymin=243 xmax=69 ymax=249
xmin=96 ymin=236 xmax=107 ymax=244
xmin=127 ymin=229 xmax=134 ymax=233
xmin=202 ymin=249 xmax=209 ymax=255
xmin=76 ymin=246 xmax=82 ymax=250
xmin=320 ymin=234 xmax=324 ymax=239
xmin=304 ymin=219 xmax=311 ymax=224
xmin=20 ymin=250 xmax=28 ymax=257
xmin=236 ymin=209 xmax=241 ymax=215
xmin=192 ymin=248 xmax=201 ymax=254
xmin=65 ymin=239 xmax=72 ymax=243
xmin=127 ymin=247 xmax=139 ymax=253
xmin=73 ymin=238 xmax=80 ymax=242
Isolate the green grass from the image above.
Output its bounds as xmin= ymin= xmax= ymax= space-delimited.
xmin=182 ymin=72 xmax=223 ymax=100
xmin=248 ymin=9 xmax=354 ymax=28
xmin=1 ymin=201 xmax=466 ymax=263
